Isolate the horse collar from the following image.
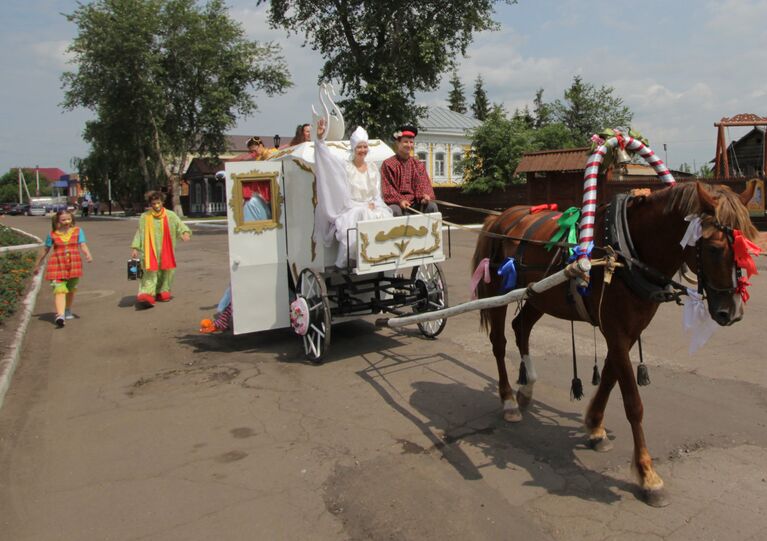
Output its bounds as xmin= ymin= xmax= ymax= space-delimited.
xmin=605 ymin=193 xmax=686 ymax=303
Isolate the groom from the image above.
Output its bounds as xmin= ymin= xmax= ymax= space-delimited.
xmin=380 ymin=125 xmax=438 ymax=216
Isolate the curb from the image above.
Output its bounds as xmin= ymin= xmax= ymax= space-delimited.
xmin=0 ymin=228 xmax=44 ymax=411
xmin=0 ymin=267 xmax=44 ymax=412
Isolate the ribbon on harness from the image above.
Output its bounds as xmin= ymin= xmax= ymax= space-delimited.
xmin=498 ymin=257 xmax=518 ymax=292
xmin=683 ymin=288 xmax=718 ymax=354
xmin=732 ymin=229 xmax=760 ymax=303
xmin=545 ymin=206 xmax=581 ymax=255
xmin=470 ymin=257 xmax=491 ymax=300
xmin=530 ymin=203 xmax=558 ymax=214
xmin=679 ymin=215 xmax=702 ymax=247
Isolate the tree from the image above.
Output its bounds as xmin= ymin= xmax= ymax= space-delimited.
xmin=0 ymin=169 xmax=52 ymax=203
xmin=259 ymin=0 xmax=513 ymax=139
xmin=471 ymin=75 xmax=490 ymax=121
xmin=532 ymin=88 xmax=551 ymax=128
xmin=551 ymin=75 xmax=633 ymax=144
xmin=62 ymin=0 xmax=292 ymax=214
xmin=447 ymin=69 xmax=467 ymax=114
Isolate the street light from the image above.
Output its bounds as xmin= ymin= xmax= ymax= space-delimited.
xmin=273 ymin=134 xmax=281 ymax=148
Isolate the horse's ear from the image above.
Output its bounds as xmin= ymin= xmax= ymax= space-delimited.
xmin=738 ymin=179 xmax=757 ymax=206
xmin=696 ymin=182 xmax=717 ymax=214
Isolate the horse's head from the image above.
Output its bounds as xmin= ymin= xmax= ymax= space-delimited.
xmin=688 ymin=182 xmax=759 ymax=326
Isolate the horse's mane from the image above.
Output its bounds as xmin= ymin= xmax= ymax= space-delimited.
xmin=662 ymin=182 xmax=758 ymax=240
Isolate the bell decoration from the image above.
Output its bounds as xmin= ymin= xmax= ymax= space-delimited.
xmin=615 ymin=147 xmax=632 ymax=165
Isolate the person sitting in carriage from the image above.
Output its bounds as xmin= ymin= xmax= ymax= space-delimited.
xmin=313 ymin=117 xmax=392 ymax=267
xmin=380 ymin=125 xmax=438 ymax=216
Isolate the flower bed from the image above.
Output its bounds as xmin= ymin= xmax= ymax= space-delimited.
xmin=0 ymin=225 xmax=39 ymax=324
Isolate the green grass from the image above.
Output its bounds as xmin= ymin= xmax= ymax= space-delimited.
xmin=0 ymin=250 xmax=37 ymax=324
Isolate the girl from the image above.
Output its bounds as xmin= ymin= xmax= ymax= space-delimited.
xmin=34 ymin=210 xmax=93 ymax=327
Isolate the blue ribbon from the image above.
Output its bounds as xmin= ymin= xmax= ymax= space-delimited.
xmin=497 ymin=257 xmax=518 ymax=292
xmin=567 ymin=242 xmax=593 ymax=263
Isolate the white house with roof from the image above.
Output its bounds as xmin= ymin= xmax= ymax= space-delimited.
xmin=415 ymin=106 xmax=482 ymax=187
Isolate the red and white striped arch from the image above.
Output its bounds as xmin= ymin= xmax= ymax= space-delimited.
xmin=578 ymin=136 xmax=676 ymax=260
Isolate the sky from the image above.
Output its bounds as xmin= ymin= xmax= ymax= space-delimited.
xmin=2 ymin=0 xmax=767 ymax=176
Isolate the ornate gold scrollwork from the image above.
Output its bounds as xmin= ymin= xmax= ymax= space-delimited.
xmin=360 ymin=222 xmax=441 ymax=264
xmin=230 ymin=170 xmax=283 ymax=234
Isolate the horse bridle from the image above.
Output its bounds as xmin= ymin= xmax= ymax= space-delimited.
xmin=695 ymin=221 xmax=739 ymax=297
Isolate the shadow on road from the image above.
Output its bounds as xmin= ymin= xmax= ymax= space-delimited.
xmin=358 ymin=351 xmax=637 ymax=504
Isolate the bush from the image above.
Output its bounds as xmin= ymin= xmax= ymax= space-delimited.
xmin=0 ymin=250 xmax=37 ymax=323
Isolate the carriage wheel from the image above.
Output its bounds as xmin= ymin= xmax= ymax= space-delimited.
xmin=410 ymin=263 xmax=448 ymax=338
xmin=292 ymin=269 xmax=331 ymax=363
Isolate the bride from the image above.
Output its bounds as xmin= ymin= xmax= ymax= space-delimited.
xmin=313 ymin=118 xmax=392 ymax=267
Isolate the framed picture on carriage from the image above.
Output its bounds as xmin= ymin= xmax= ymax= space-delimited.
xmin=229 ymin=170 xmax=283 ymax=233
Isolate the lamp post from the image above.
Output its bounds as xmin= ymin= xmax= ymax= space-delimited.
xmin=273 ymin=134 xmax=281 ymax=149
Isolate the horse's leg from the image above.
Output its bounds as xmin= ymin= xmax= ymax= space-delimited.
xmin=584 ymin=361 xmax=618 ymax=452
xmin=511 ymin=302 xmax=544 ymax=410
xmin=608 ymin=338 xmax=669 ymax=507
xmin=487 ymin=306 xmax=521 ymax=422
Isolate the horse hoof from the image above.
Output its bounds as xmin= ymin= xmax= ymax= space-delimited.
xmin=516 ymin=390 xmax=532 ymax=410
xmin=503 ymin=408 xmax=523 ymax=423
xmin=642 ymin=487 xmax=671 ymax=508
xmin=588 ymin=436 xmax=613 ymax=453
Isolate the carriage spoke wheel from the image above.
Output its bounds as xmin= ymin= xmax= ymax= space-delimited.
xmin=410 ymin=263 xmax=448 ymax=338
xmin=292 ymin=269 xmax=331 ymax=363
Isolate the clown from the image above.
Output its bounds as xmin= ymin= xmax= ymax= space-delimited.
xmin=130 ymin=191 xmax=192 ymax=307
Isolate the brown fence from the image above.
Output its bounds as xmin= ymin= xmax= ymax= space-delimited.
xmin=435 ymin=178 xmax=763 ymax=227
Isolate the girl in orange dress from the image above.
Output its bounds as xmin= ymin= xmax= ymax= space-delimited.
xmin=34 ymin=210 xmax=93 ymax=327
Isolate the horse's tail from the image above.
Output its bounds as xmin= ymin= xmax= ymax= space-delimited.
xmin=472 ymin=214 xmax=502 ymax=333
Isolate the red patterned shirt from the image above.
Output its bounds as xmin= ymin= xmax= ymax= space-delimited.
xmin=380 ymin=155 xmax=435 ymax=205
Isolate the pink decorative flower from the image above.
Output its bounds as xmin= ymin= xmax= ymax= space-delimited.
xmin=590 ymin=134 xmax=605 ymax=145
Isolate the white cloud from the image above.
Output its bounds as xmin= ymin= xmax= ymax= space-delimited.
xmin=29 ymin=40 xmax=72 ymax=70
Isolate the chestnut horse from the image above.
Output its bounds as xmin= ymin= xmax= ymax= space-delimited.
xmin=471 ymin=181 xmax=758 ymax=506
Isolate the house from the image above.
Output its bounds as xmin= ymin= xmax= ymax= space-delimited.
xmin=716 ymin=126 xmax=766 ymax=177
xmin=415 ymin=106 xmax=482 ymax=187
xmin=183 ymin=135 xmax=290 ymax=216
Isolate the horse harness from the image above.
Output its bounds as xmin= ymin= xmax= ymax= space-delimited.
xmin=605 ymin=193 xmax=738 ymax=303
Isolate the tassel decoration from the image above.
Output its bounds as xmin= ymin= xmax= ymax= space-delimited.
xmin=637 ymin=335 xmax=650 ymax=386
xmin=570 ymin=377 xmax=584 ymax=400
xmin=592 ymin=364 xmax=601 ymax=386
xmin=637 ymin=363 xmax=650 ymax=386
xmin=517 ymin=361 xmax=528 ymax=385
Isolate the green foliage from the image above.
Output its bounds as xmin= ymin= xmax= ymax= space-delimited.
xmin=62 ymin=0 xmax=292 ymax=212
xmin=471 ymin=75 xmax=490 ymax=121
xmin=461 ymin=108 xmax=577 ymax=194
xmin=0 ymin=248 xmax=37 ymax=324
xmin=0 ymin=169 xmax=52 ymax=203
xmin=260 ymin=0 xmax=512 ymax=139
xmin=551 ymin=76 xmax=633 ymax=144
xmin=697 ymin=163 xmax=714 ymax=178
xmin=447 ymin=69 xmax=467 ymax=114
xmin=532 ymin=88 xmax=551 ymax=128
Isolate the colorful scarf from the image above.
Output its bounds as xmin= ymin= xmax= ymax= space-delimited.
xmin=143 ymin=208 xmax=177 ymax=271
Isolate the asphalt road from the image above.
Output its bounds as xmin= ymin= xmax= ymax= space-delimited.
xmin=1 ymin=214 xmax=766 ymax=540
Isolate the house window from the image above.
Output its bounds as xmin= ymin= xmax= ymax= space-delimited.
xmin=434 ymin=152 xmax=445 ymax=177
xmin=417 ymin=151 xmax=428 ymax=163
xmin=452 ymin=152 xmax=464 ymax=176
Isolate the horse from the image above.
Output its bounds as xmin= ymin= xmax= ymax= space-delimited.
xmin=470 ymin=181 xmax=758 ymax=506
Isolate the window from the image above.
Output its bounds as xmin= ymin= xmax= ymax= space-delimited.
xmin=417 ymin=152 xmax=428 ymax=163
xmin=230 ymin=171 xmax=282 ymax=233
xmin=434 ymin=152 xmax=445 ymax=177
xmin=452 ymin=152 xmax=464 ymax=177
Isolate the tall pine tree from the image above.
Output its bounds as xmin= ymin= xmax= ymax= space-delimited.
xmin=471 ymin=75 xmax=490 ymax=121
xmin=447 ymin=69 xmax=467 ymax=114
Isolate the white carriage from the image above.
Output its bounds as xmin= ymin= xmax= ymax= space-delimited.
xmin=222 ymin=127 xmax=449 ymax=362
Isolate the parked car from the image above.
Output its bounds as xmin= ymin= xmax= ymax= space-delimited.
xmin=28 ymin=203 xmax=47 ymax=216
xmin=6 ymin=203 xmax=30 ymax=216
xmin=0 ymin=202 xmax=15 ymax=215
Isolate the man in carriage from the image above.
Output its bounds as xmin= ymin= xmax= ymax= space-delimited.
xmin=381 ymin=125 xmax=438 ymax=216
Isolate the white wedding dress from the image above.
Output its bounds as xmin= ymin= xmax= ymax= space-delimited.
xmin=313 ymin=137 xmax=392 ymax=267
